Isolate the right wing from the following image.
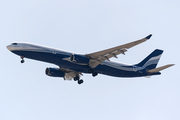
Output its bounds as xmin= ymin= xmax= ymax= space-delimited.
xmin=86 ymin=34 xmax=152 ymax=68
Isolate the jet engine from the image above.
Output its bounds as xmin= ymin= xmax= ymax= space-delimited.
xmin=70 ymin=54 xmax=90 ymax=65
xmin=45 ymin=67 xmax=65 ymax=77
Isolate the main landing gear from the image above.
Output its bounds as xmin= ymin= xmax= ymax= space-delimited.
xmin=92 ymin=72 xmax=98 ymax=77
xmin=20 ymin=56 xmax=25 ymax=63
xmin=74 ymin=76 xmax=84 ymax=84
xmin=88 ymin=69 xmax=98 ymax=77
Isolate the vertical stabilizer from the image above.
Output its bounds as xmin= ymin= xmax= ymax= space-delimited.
xmin=136 ymin=49 xmax=163 ymax=70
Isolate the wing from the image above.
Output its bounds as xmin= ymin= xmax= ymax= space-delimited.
xmin=86 ymin=34 xmax=152 ymax=68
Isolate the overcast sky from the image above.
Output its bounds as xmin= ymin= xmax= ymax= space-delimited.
xmin=0 ymin=0 xmax=179 ymax=120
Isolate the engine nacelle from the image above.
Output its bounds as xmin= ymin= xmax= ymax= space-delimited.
xmin=70 ymin=54 xmax=90 ymax=65
xmin=45 ymin=67 xmax=65 ymax=77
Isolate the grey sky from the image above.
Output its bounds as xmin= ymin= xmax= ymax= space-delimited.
xmin=0 ymin=0 xmax=179 ymax=120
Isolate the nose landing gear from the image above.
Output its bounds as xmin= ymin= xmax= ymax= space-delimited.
xmin=20 ymin=56 xmax=25 ymax=63
xmin=21 ymin=59 xmax=25 ymax=63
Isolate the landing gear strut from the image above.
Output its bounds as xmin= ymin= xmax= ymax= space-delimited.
xmin=20 ymin=56 xmax=25 ymax=63
xmin=74 ymin=76 xmax=83 ymax=84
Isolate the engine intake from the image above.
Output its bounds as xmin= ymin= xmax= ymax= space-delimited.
xmin=45 ymin=67 xmax=65 ymax=77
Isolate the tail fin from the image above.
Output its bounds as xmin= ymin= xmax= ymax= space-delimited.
xmin=136 ymin=49 xmax=163 ymax=69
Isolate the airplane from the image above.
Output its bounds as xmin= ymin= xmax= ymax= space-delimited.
xmin=7 ymin=34 xmax=174 ymax=84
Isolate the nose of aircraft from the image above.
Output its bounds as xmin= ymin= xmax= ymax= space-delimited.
xmin=6 ymin=45 xmax=11 ymax=51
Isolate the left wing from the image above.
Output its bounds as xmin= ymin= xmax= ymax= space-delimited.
xmin=86 ymin=34 xmax=152 ymax=68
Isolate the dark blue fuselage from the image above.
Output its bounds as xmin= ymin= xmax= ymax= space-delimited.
xmin=12 ymin=50 xmax=154 ymax=77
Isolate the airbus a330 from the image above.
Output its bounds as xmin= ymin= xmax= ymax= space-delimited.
xmin=7 ymin=34 xmax=174 ymax=84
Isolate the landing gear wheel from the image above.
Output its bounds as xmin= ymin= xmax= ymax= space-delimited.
xmin=74 ymin=76 xmax=80 ymax=81
xmin=21 ymin=59 xmax=25 ymax=63
xmin=92 ymin=72 xmax=98 ymax=77
xmin=78 ymin=79 xmax=83 ymax=84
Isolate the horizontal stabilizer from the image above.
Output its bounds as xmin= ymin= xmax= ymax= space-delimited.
xmin=147 ymin=64 xmax=175 ymax=73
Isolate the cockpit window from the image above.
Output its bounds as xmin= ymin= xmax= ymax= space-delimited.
xmin=12 ymin=43 xmax=17 ymax=45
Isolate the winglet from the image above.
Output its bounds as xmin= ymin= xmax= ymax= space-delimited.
xmin=145 ymin=34 xmax=152 ymax=39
